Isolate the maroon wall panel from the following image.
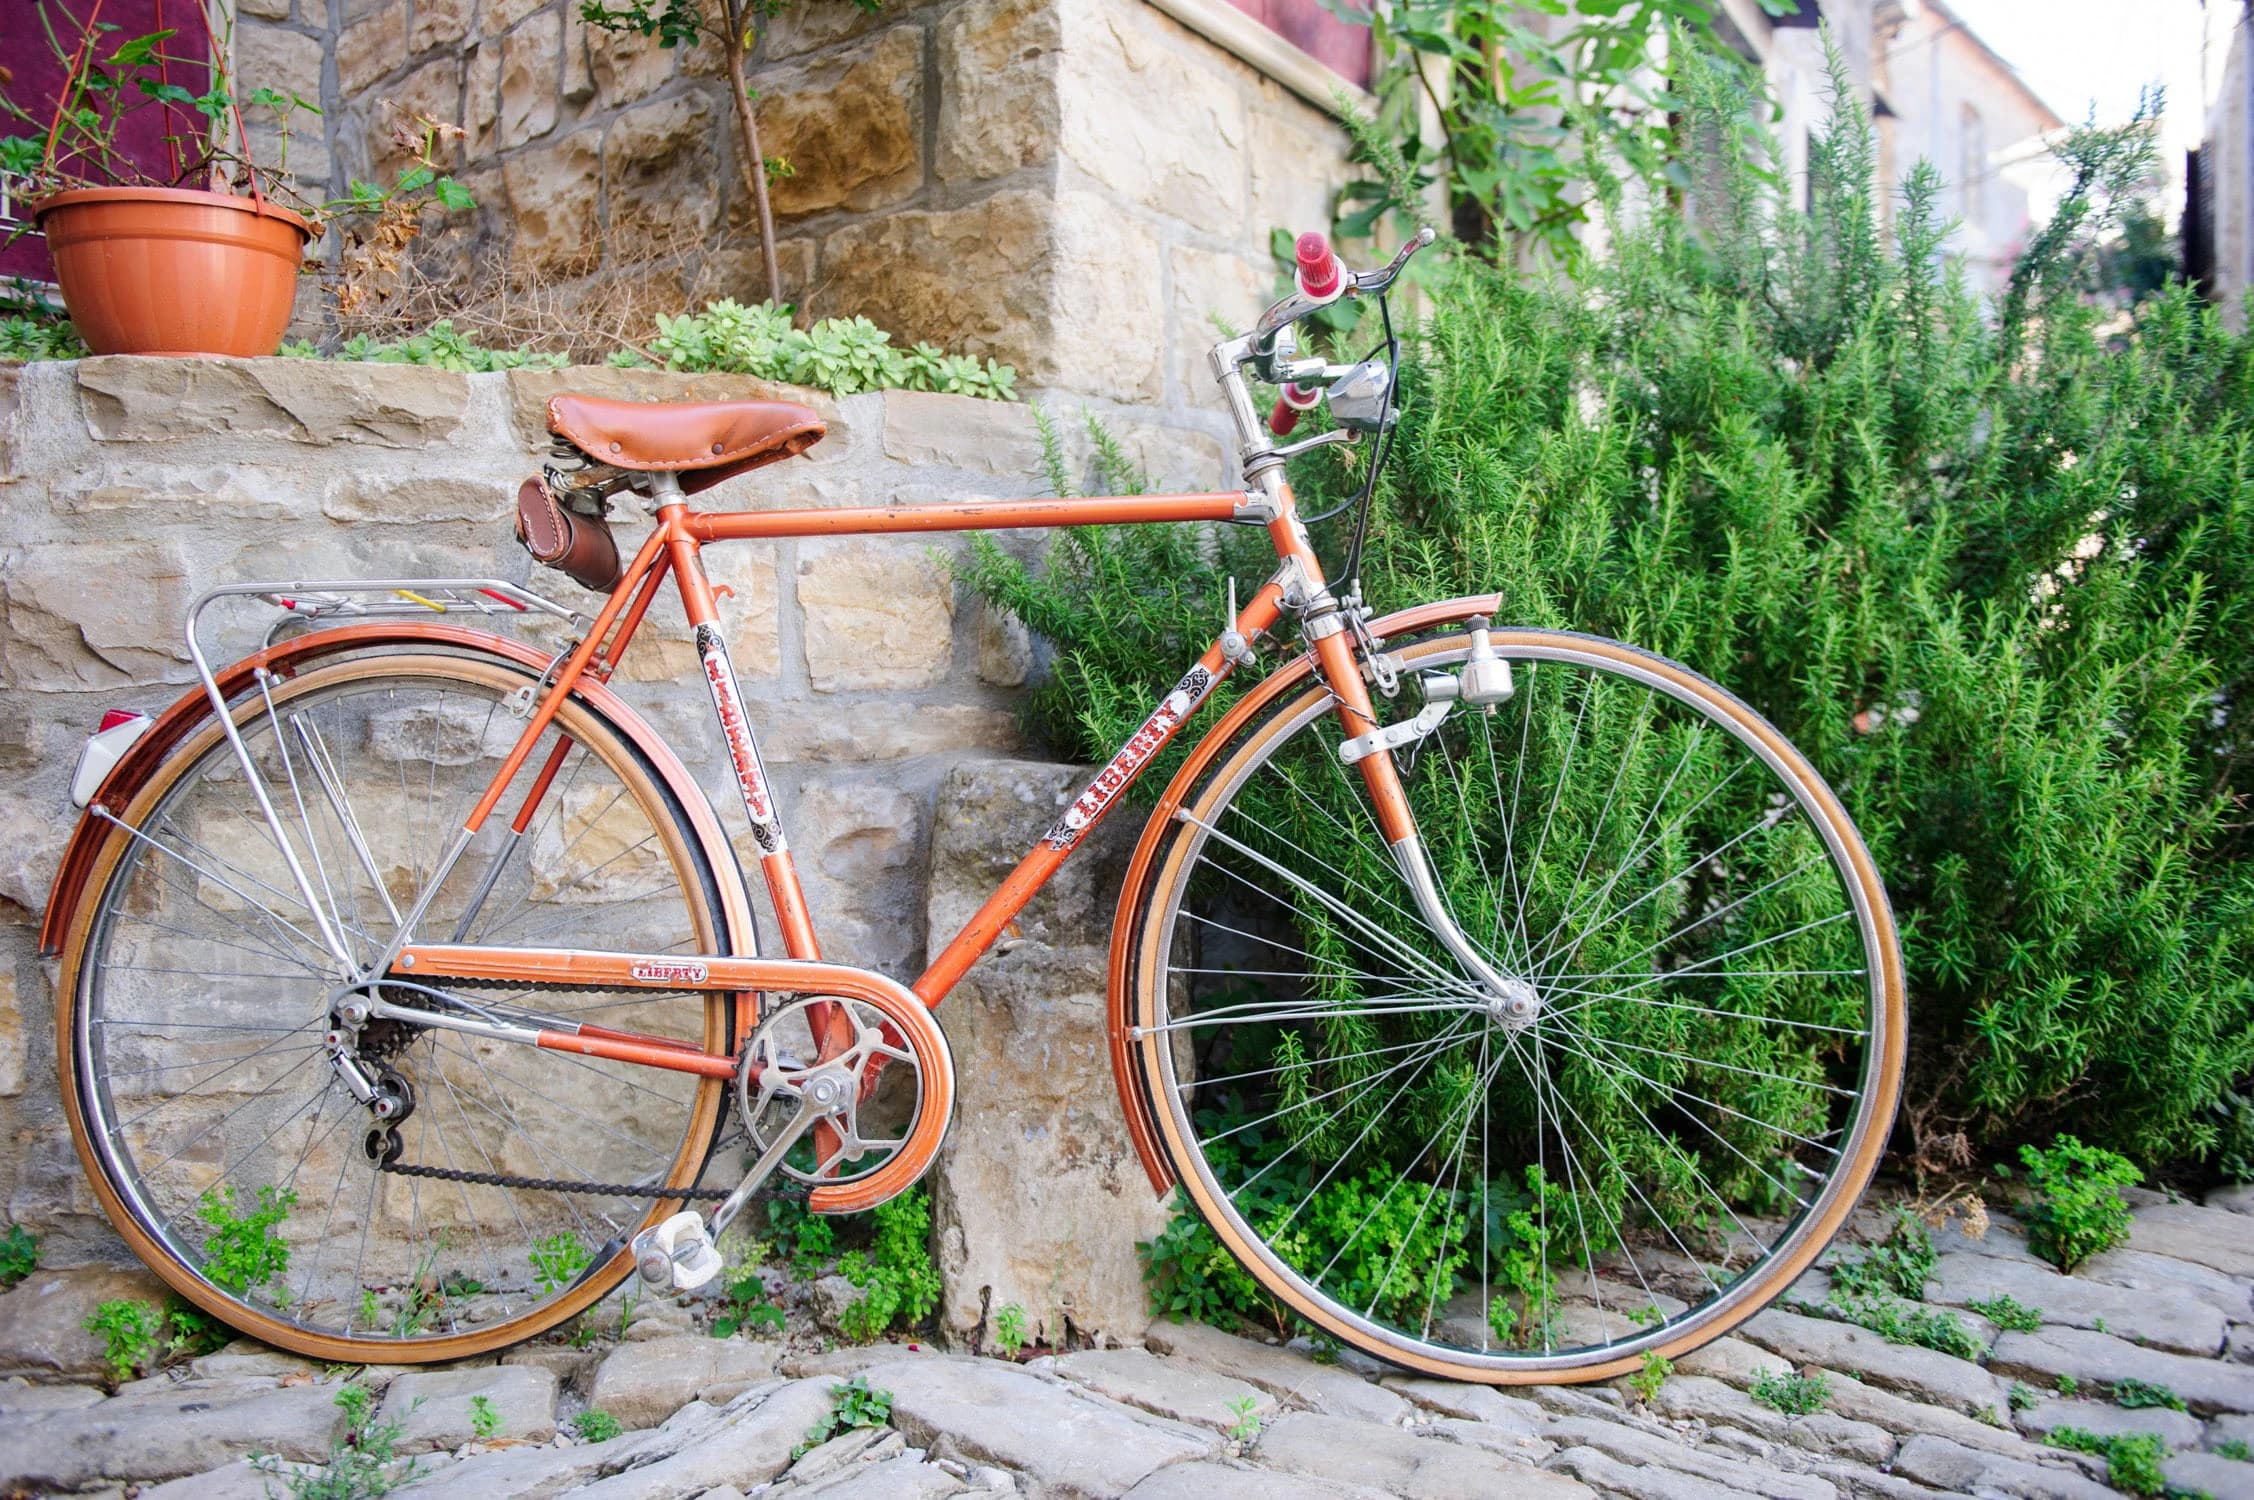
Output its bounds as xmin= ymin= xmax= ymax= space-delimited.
xmin=1222 ymin=0 xmax=1372 ymax=89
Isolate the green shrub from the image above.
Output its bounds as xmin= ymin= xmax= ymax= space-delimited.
xmin=2014 ymin=1136 xmax=2142 ymax=1272
xmin=1830 ymin=1210 xmax=1937 ymax=1301
xmin=711 ymin=1258 xmax=787 ymax=1339
xmin=197 ymin=1184 xmax=296 ymax=1296
xmin=1966 ymin=1294 xmax=2044 ymax=1333
xmin=1749 ymin=1368 xmax=1830 ymax=1415
xmin=1823 ymin=1290 xmax=1987 ymax=1361
xmin=571 ymin=1409 xmax=623 ymax=1443
xmin=2110 ymin=1378 xmax=2187 ymax=1412
xmin=83 ymin=1299 xmax=165 ymax=1384
xmin=836 ymin=1189 xmax=941 ymax=1342
xmin=965 ymin=46 xmax=2254 ymax=1173
xmin=0 ymin=1223 xmax=37 ymax=1287
xmin=0 ymin=313 xmax=85 ymax=361
xmin=2216 ymin=1437 xmax=2252 ymax=1462
xmin=2047 ymin=1427 xmax=2169 ymax=1497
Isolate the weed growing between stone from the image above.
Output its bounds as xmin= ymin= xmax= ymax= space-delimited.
xmin=794 ymin=1376 xmax=892 ymax=1460
xmin=1749 ymin=1369 xmax=1831 ymax=1416
xmin=2007 ymin=1136 xmax=2142 ymax=1272
xmin=83 ymin=1300 xmax=165 ymax=1385
xmin=571 ymin=1409 xmax=624 ymax=1443
xmin=1626 ymin=1352 xmax=1672 ymax=1405
xmin=469 ymin=1395 xmax=500 ymax=1441
xmin=529 ymin=1232 xmax=593 ymax=1296
xmin=711 ymin=1255 xmax=787 ymax=1340
xmin=1225 ymin=1395 xmax=1263 ymax=1442
xmin=835 ymin=1189 xmax=942 ymax=1343
xmin=1829 ymin=1211 xmax=1937 ymax=1300
xmin=262 ymin=1384 xmax=423 ymax=1500
xmin=991 ymin=1302 xmax=1029 ymax=1359
xmin=2110 ymin=1379 xmax=2189 ymax=1412
xmin=2216 ymin=1438 xmax=2252 ymax=1462
xmin=1820 ymin=1289 xmax=1987 ymax=1361
xmin=196 ymin=1184 xmax=296 ymax=1298
xmin=1966 ymin=1294 xmax=2044 ymax=1333
xmin=0 ymin=1223 xmax=36 ymax=1287
xmin=2047 ymin=1426 xmax=2170 ymax=1497
xmin=2008 ymin=1382 xmax=2040 ymax=1412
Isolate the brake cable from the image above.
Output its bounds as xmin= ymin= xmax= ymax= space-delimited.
xmin=1300 ymin=292 xmax=1401 ymax=597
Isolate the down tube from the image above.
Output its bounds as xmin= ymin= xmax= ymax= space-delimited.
xmin=912 ymin=581 xmax=1287 ymax=1004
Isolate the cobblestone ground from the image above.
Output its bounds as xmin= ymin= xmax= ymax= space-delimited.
xmin=2 ymin=1190 xmax=2250 ymax=1500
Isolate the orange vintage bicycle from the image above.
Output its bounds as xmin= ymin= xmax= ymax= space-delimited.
xmin=41 ymin=228 xmax=1903 ymax=1383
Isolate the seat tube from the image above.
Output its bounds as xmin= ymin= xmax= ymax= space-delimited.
xmin=660 ymin=502 xmax=822 ymax=961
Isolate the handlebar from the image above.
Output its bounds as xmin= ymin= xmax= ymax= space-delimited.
xmin=1248 ymin=225 xmax=1436 ymax=354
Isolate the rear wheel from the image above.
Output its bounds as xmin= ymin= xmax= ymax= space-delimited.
xmin=55 ymin=652 xmax=735 ymax=1362
xmin=1125 ymin=626 xmax=1904 ymax=1382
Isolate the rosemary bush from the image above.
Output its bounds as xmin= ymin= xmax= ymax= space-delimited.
xmin=965 ymin=53 xmax=2254 ymax=1175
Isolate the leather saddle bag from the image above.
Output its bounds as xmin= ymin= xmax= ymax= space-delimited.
xmin=515 ymin=476 xmax=624 ymax=593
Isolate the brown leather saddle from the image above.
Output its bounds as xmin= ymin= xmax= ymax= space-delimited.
xmin=517 ymin=394 xmax=826 ymax=593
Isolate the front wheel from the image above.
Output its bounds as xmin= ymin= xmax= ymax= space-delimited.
xmin=1123 ymin=626 xmax=1904 ymax=1382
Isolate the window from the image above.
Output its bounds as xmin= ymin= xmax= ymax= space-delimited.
xmin=1222 ymin=0 xmax=1372 ymax=89
xmin=1959 ymin=102 xmax=1985 ymax=226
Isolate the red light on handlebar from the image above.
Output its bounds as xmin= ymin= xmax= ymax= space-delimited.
xmin=1295 ymin=232 xmax=1342 ymax=301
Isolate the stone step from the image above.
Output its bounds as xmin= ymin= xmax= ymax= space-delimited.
xmin=1988 ymin=1324 xmax=2254 ymax=1415
xmin=1924 ymin=1247 xmax=2226 ymax=1355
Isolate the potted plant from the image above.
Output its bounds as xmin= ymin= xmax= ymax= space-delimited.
xmin=1 ymin=3 xmax=472 ymax=357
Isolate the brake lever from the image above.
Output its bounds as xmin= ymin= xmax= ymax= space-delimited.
xmin=1246 ymin=227 xmax=1438 ymax=365
xmin=1351 ymin=226 xmax=1439 ymax=297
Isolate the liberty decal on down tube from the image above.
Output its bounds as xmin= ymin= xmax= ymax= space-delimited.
xmin=696 ymin=623 xmax=787 ymax=853
xmin=1042 ymin=665 xmax=1217 ymax=851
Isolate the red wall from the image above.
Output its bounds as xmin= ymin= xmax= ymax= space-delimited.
xmin=1222 ymin=0 xmax=1372 ymax=89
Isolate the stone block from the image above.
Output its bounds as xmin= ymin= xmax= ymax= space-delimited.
xmin=926 ymin=760 xmax=1135 ymax=950
xmin=236 ymin=21 xmax=324 ymax=102
xmin=1058 ymin=0 xmax=1249 ymax=226
xmin=411 ymin=0 xmax=476 ymax=52
xmin=817 ymin=191 xmax=1052 ymax=379
xmin=760 ymin=0 xmax=937 ymax=59
xmin=0 ymin=1267 xmax=177 ymax=1380
xmin=0 ymin=1380 xmax=349 ymax=1491
xmin=1 ymin=538 xmax=192 ymax=689
xmin=1925 ymin=1246 xmax=2225 ymax=1355
xmin=1145 ymin=1307 xmax=1412 ymax=1428
xmin=586 ymin=20 xmax=675 ymax=105
xmin=1988 ymin=1324 xmax=2254 ymax=1415
xmin=380 ymin=1362 xmax=559 ymax=1453
xmin=759 ymin=702 xmax=1021 ymax=763
xmin=936 ymin=0 xmax=1062 ymax=184
xmin=0 ymin=366 xmax=20 ymax=479
xmin=1255 ymin=1411 xmax=1591 ymax=1500
xmin=798 ymin=537 xmax=956 ymax=691
xmin=499 ymin=12 xmax=562 ymax=149
xmin=1050 ymin=192 xmax=1165 ymax=401
xmin=502 ymin=132 xmax=603 ymax=278
xmin=465 ymin=41 xmax=504 ymax=158
xmin=1051 ymin=1347 xmax=1275 ymax=1432
xmin=1168 ymin=242 xmax=1272 ymax=403
xmin=758 ymin=26 xmax=924 ymax=218
xmin=1890 ymin=1433 xmax=2116 ymax=1500
xmin=2124 ymin=1199 xmax=2254 ymax=1278
xmin=605 ymin=93 xmax=723 ymax=246
xmin=565 ymin=1376 xmax=835 ymax=1499
xmin=879 ymin=391 xmax=1042 ymax=479
xmin=975 ymin=602 xmax=1030 ymax=686
xmin=54 ymin=467 xmax=313 ymax=522
xmin=0 ymin=973 xmax=21 ymax=1096
xmin=1249 ymin=104 xmax=1352 ymax=246
xmin=322 ymin=473 xmax=514 ymax=524
xmin=587 ymin=1335 xmax=781 ymax=1430
xmin=485 ymin=0 xmax=556 ymax=33
xmin=338 ymin=4 xmax=408 ymax=93
xmin=78 ymin=357 xmax=469 ymax=448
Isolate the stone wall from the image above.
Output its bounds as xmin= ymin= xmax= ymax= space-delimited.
xmin=226 ymin=0 xmax=1352 ymax=417
xmin=0 ymin=357 xmax=1201 ymax=1331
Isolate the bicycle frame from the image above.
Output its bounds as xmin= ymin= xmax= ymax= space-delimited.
xmin=374 ymin=467 xmax=1433 ymax=1084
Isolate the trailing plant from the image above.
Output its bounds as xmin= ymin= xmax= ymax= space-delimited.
xmin=571 ymin=1409 xmax=624 ymax=1443
xmin=197 ymin=1183 xmax=295 ymax=1297
xmin=644 ymin=299 xmax=1017 ymax=400
xmin=2010 ymin=1136 xmax=2142 ymax=1272
xmin=280 ymin=322 xmax=567 ymax=372
xmin=970 ymin=40 xmax=2254 ymax=1181
xmin=1749 ymin=1368 xmax=1830 ymax=1415
xmin=2047 ymin=1427 xmax=2170 ymax=1497
xmin=836 ymin=1188 xmax=941 ymax=1342
xmin=792 ymin=1375 xmax=891 ymax=1459
xmin=0 ymin=1223 xmax=37 ymax=1287
xmin=1965 ymin=1295 xmax=2043 ymax=1333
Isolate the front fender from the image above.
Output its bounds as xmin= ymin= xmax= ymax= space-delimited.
xmin=1105 ymin=592 xmax=1505 ymax=1195
xmin=38 ymin=621 xmax=757 ymax=965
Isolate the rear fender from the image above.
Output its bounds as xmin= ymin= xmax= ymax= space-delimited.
xmin=1105 ymin=593 xmax=1505 ymax=1196
xmin=38 ymin=621 xmax=756 ymax=964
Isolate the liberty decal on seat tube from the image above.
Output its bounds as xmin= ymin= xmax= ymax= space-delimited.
xmin=696 ymin=622 xmax=787 ymax=853
xmin=1042 ymin=665 xmax=1217 ymax=851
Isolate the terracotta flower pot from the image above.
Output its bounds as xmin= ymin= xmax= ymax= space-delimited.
xmin=34 ymin=186 xmax=312 ymax=357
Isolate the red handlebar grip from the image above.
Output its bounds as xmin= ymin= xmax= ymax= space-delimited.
xmin=1269 ymin=382 xmax=1320 ymax=437
xmin=1295 ymin=231 xmax=1342 ymax=300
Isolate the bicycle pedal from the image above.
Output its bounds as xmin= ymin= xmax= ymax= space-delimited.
xmin=631 ymin=1209 xmax=723 ymax=1291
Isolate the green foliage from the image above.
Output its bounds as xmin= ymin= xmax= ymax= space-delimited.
xmin=966 ymin=43 xmax=2254 ymax=1173
xmin=991 ymin=1302 xmax=1029 ymax=1359
xmin=571 ymin=1409 xmax=624 ymax=1443
xmin=197 ymin=1184 xmax=296 ymax=1296
xmin=1332 ymin=0 xmax=1767 ymax=259
xmin=1224 ymin=1394 xmax=1262 ymax=1441
xmin=0 ymin=314 xmax=87 ymax=362
xmin=2216 ymin=1438 xmax=2252 ymax=1462
xmin=648 ymin=300 xmax=1017 ymax=399
xmin=835 ymin=1189 xmax=941 ymax=1342
xmin=1822 ymin=1289 xmax=1987 ymax=1361
xmin=529 ymin=1232 xmax=593 ymax=1296
xmin=793 ymin=1375 xmax=892 ymax=1459
xmin=1749 ymin=1368 xmax=1830 ymax=1416
xmin=1966 ymin=1295 xmax=2044 ymax=1333
xmin=0 ymin=1223 xmax=37 ymax=1287
xmin=1830 ymin=1210 xmax=1936 ymax=1301
xmin=165 ymin=1295 xmax=231 ymax=1359
xmin=2009 ymin=1381 xmax=2040 ymax=1412
xmin=270 ymin=1383 xmax=422 ymax=1500
xmin=712 ymin=1258 xmax=787 ymax=1339
xmin=2048 ymin=1427 xmax=2170 ymax=1497
xmin=767 ymin=1198 xmax=839 ymax=1277
xmin=468 ymin=1395 xmax=500 ymax=1441
xmin=2111 ymin=1378 xmax=2187 ymax=1412
xmin=2014 ymin=1136 xmax=2142 ymax=1272
xmin=282 ymin=322 xmax=568 ymax=372
xmin=1626 ymin=1352 xmax=1672 ymax=1404
xmin=83 ymin=1299 xmax=164 ymax=1384
xmin=2058 ymin=1374 xmax=2081 ymax=1397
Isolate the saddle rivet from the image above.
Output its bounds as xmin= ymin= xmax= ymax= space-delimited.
xmin=609 ymin=441 xmax=621 ymax=453
xmin=711 ymin=441 xmax=724 ymax=454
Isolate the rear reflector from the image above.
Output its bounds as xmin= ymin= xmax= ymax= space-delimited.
xmin=71 ymin=710 xmax=154 ymax=809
